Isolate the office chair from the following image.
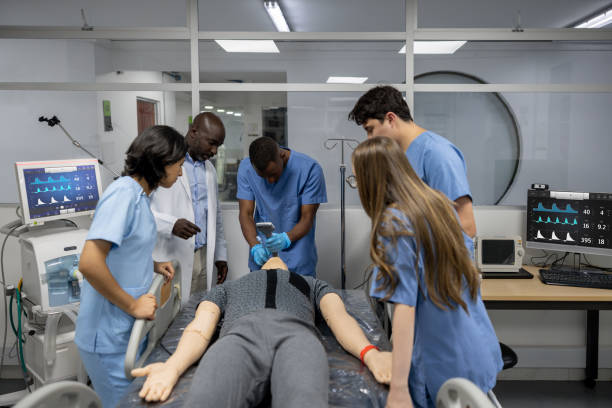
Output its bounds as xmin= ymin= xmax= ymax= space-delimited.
xmin=436 ymin=378 xmax=495 ymax=408
xmin=13 ymin=381 xmax=101 ymax=408
xmin=500 ymin=342 xmax=518 ymax=369
xmin=380 ymin=303 xmax=519 ymax=369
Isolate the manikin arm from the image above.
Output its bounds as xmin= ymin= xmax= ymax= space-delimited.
xmin=320 ymin=293 xmax=392 ymax=384
xmin=132 ymin=301 xmax=221 ymax=402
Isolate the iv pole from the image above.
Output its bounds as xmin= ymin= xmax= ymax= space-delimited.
xmin=39 ymin=115 xmax=120 ymax=178
xmin=324 ymin=138 xmax=359 ymax=289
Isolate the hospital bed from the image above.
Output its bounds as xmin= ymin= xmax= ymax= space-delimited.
xmin=124 ymin=261 xmax=182 ymax=380
xmin=119 ymin=283 xmax=391 ymax=407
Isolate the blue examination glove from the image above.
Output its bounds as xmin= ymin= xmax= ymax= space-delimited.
xmin=265 ymin=232 xmax=291 ymax=253
xmin=251 ymin=243 xmax=272 ymax=266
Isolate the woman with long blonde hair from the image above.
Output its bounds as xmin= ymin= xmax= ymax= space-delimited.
xmin=353 ymin=137 xmax=502 ymax=408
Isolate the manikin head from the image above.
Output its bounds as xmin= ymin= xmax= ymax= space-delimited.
xmin=261 ymin=257 xmax=289 ymax=271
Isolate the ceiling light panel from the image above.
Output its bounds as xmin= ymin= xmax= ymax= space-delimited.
xmin=326 ymin=76 xmax=368 ymax=84
xmin=264 ymin=1 xmax=291 ymax=32
xmin=214 ymin=40 xmax=280 ymax=53
xmin=574 ymin=8 xmax=612 ymax=28
xmin=398 ymin=41 xmax=466 ymax=54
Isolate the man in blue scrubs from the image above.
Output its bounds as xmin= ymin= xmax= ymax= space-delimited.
xmin=349 ymin=85 xmax=476 ymax=253
xmin=237 ymin=137 xmax=327 ymax=276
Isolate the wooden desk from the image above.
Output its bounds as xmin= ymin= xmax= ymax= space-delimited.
xmin=481 ymin=265 xmax=612 ymax=387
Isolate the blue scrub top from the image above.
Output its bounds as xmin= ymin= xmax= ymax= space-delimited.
xmin=406 ymin=131 xmax=474 ymax=255
xmin=237 ymin=149 xmax=327 ymax=276
xmin=370 ymin=210 xmax=503 ymax=408
xmin=75 ymin=176 xmax=157 ymax=354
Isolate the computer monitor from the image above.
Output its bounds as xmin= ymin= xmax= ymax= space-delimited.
xmin=15 ymin=158 xmax=103 ymax=226
xmin=526 ymin=188 xmax=612 ymax=257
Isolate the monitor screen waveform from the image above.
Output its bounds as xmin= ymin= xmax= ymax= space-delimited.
xmin=22 ymin=165 xmax=99 ymax=219
xmin=526 ymin=189 xmax=612 ymax=256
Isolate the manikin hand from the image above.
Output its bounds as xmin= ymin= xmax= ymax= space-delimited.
xmin=363 ymin=349 xmax=392 ymax=384
xmin=132 ymin=362 xmax=180 ymax=402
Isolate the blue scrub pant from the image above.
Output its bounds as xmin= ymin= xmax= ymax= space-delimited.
xmin=78 ymin=340 xmax=146 ymax=408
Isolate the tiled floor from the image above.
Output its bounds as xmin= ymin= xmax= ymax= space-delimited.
xmin=493 ymin=381 xmax=612 ymax=408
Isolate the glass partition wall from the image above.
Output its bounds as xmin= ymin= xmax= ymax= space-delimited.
xmin=1 ymin=0 xmax=611 ymax=205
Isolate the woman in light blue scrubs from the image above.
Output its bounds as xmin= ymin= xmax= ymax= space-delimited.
xmin=352 ymin=137 xmax=503 ymax=408
xmin=75 ymin=125 xmax=187 ymax=408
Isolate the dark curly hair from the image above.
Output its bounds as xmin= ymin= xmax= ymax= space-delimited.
xmin=348 ymin=85 xmax=413 ymax=126
xmin=123 ymin=125 xmax=187 ymax=190
xmin=249 ymin=137 xmax=279 ymax=173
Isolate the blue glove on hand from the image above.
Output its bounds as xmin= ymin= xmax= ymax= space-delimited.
xmin=251 ymin=243 xmax=271 ymax=266
xmin=264 ymin=232 xmax=291 ymax=253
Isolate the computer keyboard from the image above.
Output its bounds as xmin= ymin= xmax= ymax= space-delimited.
xmin=539 ymin=268 xmax=612 ymax=290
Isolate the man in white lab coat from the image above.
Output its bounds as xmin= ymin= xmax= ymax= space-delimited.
xmin=150 ymin=113 xmax=228 ymax=305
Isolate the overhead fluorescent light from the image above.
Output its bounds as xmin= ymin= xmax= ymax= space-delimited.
xmin=264 ymin=1 xmax=291 ymax=32
xmin=204 ymin=105 xmax=214 ymax=109
xmin=398 ymin=41 xmax=466 ymax=54
xmin=574 ymin=7 xmax=612 ymax=28
xmin=217 ymin=109 xmax=225 ymax=113
xmin=234 ymin=113 xmax=242 ymax=117
xmin=326 ymin=76 xmax=368 ymax=84
xmin=227 ymin=111 xmax=234 ymax=114
xmin=214 ymin=40 xmax=280 ymax=53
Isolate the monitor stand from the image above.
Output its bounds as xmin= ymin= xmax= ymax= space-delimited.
xmin=548 ymin=253 xmax=603 ymax=274
xmin=481 ymin=268 xmax=534 ymax=279
xmin=548 ymin=264 xmax=600 ymax=273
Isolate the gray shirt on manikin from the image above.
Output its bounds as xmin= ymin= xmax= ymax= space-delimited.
xmin=200 ymin=268 xmax=336 ymax=337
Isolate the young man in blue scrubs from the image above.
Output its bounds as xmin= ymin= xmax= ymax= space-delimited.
xmin=349 ymin=86 xmax=476 ymax=253
xmin=237 ymin=137 xmax=327 ymax=276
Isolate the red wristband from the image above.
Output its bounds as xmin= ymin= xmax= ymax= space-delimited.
xmin=360 ymin=344 xmax=379 ymax=365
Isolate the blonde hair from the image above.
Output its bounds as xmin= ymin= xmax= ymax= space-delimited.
xmin=352 ymin=137 xmax=479 ymax=311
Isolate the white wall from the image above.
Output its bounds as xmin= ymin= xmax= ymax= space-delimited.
xmin=95 ymin=70 xmax=170 ymax=178
xmin=0 ymin=39 xmax=99 ymax=203
xmin=175 ymin=95 xmax=192 ymax=137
